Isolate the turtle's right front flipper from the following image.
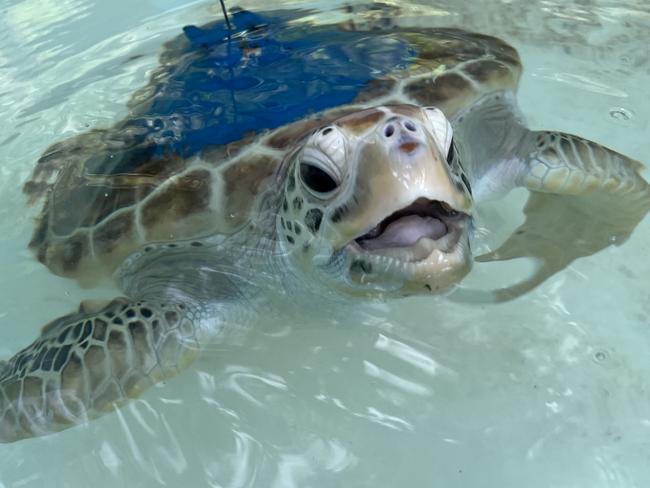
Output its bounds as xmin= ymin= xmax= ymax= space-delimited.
xmin=0 ymin=298 xmax=204 ymax=443
xmin=476 ymin=131 xmax=650 ymax=300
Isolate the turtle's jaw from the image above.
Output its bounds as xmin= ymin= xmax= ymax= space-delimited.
xmin=344 ymin=198 xmax=472 ymax=294
xmin=354 ymin=199 xmax=466 ymax=254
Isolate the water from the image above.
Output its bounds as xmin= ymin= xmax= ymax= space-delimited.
xmin=1 ymin=0 xmax=649 ymax=486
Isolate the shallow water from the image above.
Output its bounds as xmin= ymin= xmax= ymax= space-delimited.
xmin=1 ymin=0 xmax=649 ymax=486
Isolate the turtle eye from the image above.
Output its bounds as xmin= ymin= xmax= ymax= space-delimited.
xmin=299 ymin=163 xmax=339 ymax=195
xmin=446 ymin=139 xmax=455 ymax=166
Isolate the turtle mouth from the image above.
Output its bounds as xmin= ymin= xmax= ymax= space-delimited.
xmin=351 ymin=198 xmax=469 ymax=262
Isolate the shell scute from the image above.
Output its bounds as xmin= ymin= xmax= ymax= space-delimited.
xmin=140 ymin=169 xmax=213 ymax=230
xmin=222 ymin=155 xmax=279 ymax=229
xmin=93 ymin=211 xmax=137 ymax=257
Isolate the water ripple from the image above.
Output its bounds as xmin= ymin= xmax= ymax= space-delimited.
xmin=374 ymin=333 xmax=454 ymax=377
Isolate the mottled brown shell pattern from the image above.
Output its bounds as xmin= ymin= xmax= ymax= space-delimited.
xmin=23 ymin=10 xmax=522 ymax=285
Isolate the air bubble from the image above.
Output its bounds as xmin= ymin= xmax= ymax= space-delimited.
xmin=609 ymin=108 xmax=633 ymax=121
xmin=593 ymin=350 xmax=609 ymax=362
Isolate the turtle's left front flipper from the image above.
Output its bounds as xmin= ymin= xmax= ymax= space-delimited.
xmin=477 ymin=131 xmax=650 ymax=300
xmin=0 ymin=298 xmax=206 ymax=443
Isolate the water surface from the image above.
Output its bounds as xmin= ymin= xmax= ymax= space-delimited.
xmin=0 ymin=0 xmax=649 ymax=486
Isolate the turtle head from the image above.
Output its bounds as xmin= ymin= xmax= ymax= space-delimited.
xmin=278 ymin=105 xmax=474 ymax=297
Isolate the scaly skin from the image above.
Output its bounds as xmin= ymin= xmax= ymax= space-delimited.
xmin=0 ymin=299 xmax=203 ymax=442
xmin=523 ymin=131 xmax=649 ymax=196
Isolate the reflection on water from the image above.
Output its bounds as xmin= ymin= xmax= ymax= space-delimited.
xmin=0 ymin=0 xmax=649 ymax=487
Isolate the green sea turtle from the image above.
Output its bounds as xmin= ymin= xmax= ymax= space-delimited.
xmin=1 ymin=6 xmax=648 ymax=442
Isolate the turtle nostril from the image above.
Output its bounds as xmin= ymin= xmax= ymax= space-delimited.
xmin=404 ymin=120 xmax=417 ymax=132
xmin=384 ymin=124 xmax=395 ymax=137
